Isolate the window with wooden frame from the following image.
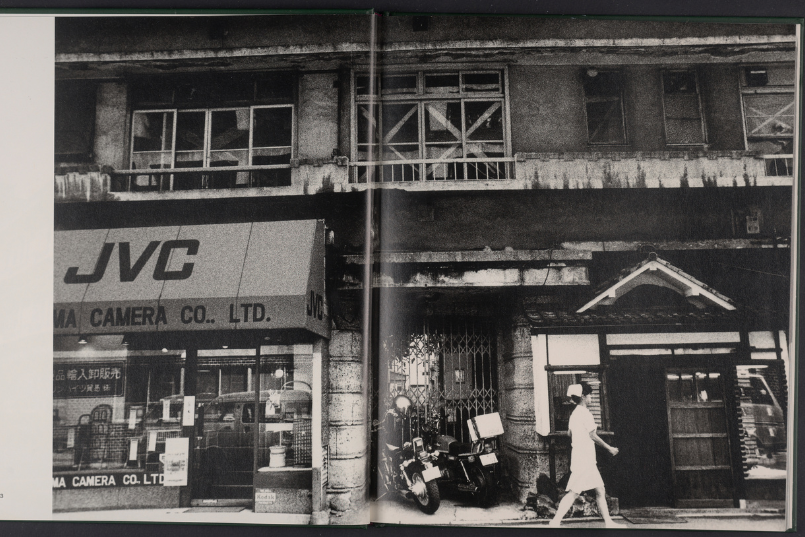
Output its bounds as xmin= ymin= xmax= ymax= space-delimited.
xmin=548 ymin=367 xmax=610 ymax=433
xmin=582 ymin=69 xmax=627 ymax=145
xmin=122 ymin=73 xmax=295 ymax=192
xmin=662 ymin=70 xmax=707 ymax=146
xmin=352 ymin=70 xmax=511 ymax=183
xmin=740 ymin=64 xmax=795 ymax=176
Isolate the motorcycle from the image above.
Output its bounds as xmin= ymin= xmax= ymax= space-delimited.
xmin=376 ymin=395 xmax=442 ymax=514
xmin=426 ymin=411 xmax=503 ymax=507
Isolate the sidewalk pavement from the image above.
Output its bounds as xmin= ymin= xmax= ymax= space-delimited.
xmin=51 ymin=498 xmax=787 ymax=531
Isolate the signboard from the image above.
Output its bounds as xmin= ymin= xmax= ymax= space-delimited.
xmin=53 ymin=363 xmax=124 ymax=399
xmin=53 ymin=472 xmax=163 ymax=489
xmin=163 ymin=437 xmax=189 ymax=487
xmin=53 ymin=221 xmax=327 ymax=338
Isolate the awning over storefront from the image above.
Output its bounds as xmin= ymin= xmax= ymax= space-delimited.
xmin=54 ymin=220 xmax=327 ymax=338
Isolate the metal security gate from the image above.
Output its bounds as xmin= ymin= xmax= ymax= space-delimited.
xmin=381 ymin=318 xmax=497 ymax=443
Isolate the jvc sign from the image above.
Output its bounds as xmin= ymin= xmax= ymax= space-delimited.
xmin=64 ymin=240 xmax=199 ymax=283
xmin=53 ymin=222 xmax=328 ymax=337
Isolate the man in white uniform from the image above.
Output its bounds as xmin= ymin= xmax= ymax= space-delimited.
xmin=549 ymin=382 xmax=626 ymax=528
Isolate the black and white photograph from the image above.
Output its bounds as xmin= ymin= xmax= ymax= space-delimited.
xmin=0 ymin=10 xmax=800 ymax=532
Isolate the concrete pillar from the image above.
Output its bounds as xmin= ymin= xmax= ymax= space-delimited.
xmin=93 ymin=82 xmax=128 ymax=170
xmin=500 ymin=315 xmax=550 ymax=501
xmin=326 ymin=329 xmax=368 ymax=524
xmin=298 ymin=72 xmax=339 ymax=160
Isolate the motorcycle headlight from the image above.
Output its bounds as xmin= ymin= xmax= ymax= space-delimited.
xmin=468 ymin=455 xmax=476 ymax=463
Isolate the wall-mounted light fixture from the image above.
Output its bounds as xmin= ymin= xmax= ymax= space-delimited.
xmin=78 ymin=336 xmax=88 ymax=345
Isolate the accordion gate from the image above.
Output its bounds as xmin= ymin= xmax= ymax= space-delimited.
xmin=382 ymin=318 xmax=498 ymax=444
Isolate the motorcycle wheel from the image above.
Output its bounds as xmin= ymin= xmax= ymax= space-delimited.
xmin=411 ymin=472 xmax=440 ymax=514
xmin=470 ymin=466 xmax=497 ymax=507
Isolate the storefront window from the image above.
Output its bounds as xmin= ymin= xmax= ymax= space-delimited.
xmin=736 ymin=364 xmax=787 ymax=481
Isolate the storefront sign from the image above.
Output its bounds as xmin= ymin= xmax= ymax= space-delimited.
xmin=53 ymin=363 xmax=124 ymax=398
xmin=54 ymin=221 xmax=328 ymax=338
xmin=163 ymin=437 xmax=189 ymax=487
xmin=53 ymin=472 xmax=164 ymax=489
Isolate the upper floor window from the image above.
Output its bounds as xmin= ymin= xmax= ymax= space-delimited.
xmin=352 ymin=70 xmax=511 ymax=183
xmin=582 ymin=70 xmax=626 ymax=145
xmin=118 ymin=73 xmax=295 ymax=192
xmin=662 ymin=70 xmax=706 ymax=146
xmin=741 ymin=65 xmax=795 ymax=154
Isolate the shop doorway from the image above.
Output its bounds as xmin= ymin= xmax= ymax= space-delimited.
xmin=665 ymin=368 xmax=734 ymax=507
xmin=607 ymin=359 xmax=674 ymax=508
xmin=608 ymin=359 xmax=736 ymax=508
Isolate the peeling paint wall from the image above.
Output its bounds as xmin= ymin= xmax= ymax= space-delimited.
xmin=54 ymin=172 xmax=113 ymax=202
xmin=516 ymin=153 xmax=775 ymax=190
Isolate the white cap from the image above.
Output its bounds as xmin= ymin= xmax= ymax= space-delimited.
xmin=567 ymin=384 xmax=583 ymax=398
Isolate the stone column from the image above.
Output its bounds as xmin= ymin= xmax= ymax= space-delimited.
xmin=326 ymin=329 xmax=368 ymax=524
xmin=500 ymin=314 xmax=551 ymax=501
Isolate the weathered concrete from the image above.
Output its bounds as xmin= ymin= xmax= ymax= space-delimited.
xmin=515 ymin=152 xmax=786 ymax=190
xmin=326 ymin=329 xmax=368 ymax=524
xmin=298 ymin=73 xmax=339 ymax=161
xmin=94 ymin=82 xmax=128 ymax=170
xmin=500 ymin=316 xmax=545 ymax=501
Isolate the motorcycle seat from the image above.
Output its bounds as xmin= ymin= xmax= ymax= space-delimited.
xmin=449 ymin=442 xmax=473 ymax=457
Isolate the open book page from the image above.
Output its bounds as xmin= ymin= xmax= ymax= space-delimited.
xmin=0 ymin=11 xmax=798 ymax=531
xmin=368 ymin=14 xmax=798 ymax=530
xmin=41 ymin=12 xmax=378 ymax=526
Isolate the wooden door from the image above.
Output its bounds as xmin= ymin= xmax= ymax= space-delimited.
xmin=665 ymin=368 xmax=734 ymax=507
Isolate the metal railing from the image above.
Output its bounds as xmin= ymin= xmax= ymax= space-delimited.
xmin=110 ymin=165 xmax=292 ymax=193
xmin=350 ymin=157 xmax=514 ymax=184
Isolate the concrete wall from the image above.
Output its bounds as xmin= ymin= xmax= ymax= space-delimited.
xmin=94 ymin=82 xmax=128 ymax=169
xmin=509 ymin=65 xmax=587 ymax=153
xmin=374 ymin=187 xmax=791 ymax=252
xmin=53 ymin=484 xmax=180 ymax=512
xmin=298 ymin=73 xmax=340 ymax=161
xmin=508 ymin=64 xmax=752 ymax=153
xmin=56 ymin=17 xmax=793 ymax=57
xmin=326 ymin=330 xmax=368 ymax=524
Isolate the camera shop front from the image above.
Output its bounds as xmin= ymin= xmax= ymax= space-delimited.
xmin=529 ymin=256 xmax=789 ymax=510
xmin=53 ymin=220 xmax=330 ymax=515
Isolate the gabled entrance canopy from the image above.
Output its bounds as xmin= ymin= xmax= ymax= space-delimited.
xmin=577 ymin=254 xmax=736 ymax=313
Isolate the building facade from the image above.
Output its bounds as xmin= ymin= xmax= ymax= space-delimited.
xmin=53 ymin=15 xmax=795 ymax=520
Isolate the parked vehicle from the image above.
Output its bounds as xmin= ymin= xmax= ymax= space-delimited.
xmin=737 ymin=373 xmax=786 ymax=459
xmin=377 ymin=395 xmax=442 ymax=514
xmin=427 ymin=411 xmax=503 ymax=507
